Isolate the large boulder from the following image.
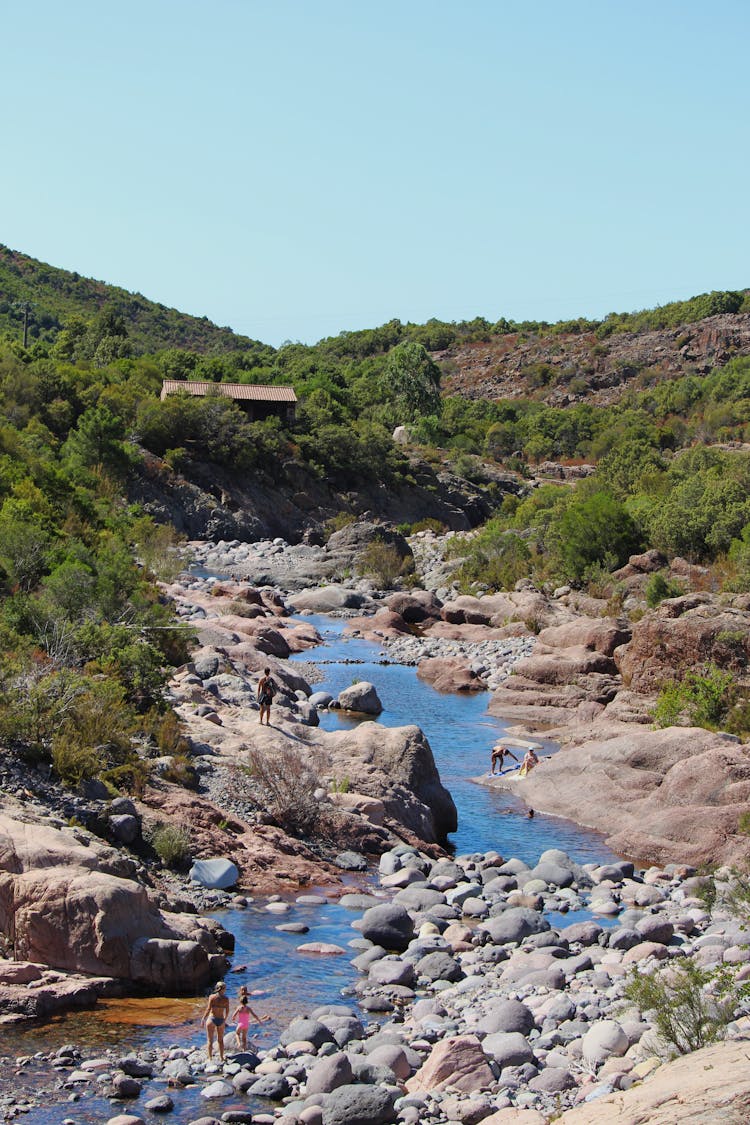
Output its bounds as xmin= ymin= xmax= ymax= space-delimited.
xmin=504 ymin=725 xmax=750 ymax=867
xmin=406 ymin=1034 xmax=495 ymax=1094
xmin=480 ymin=908 xmax=550 ymax=945
xmin=338 ymin=682 xmax=383 ymax=715
xmin=0 ymin=813 xmax=227 ymax=992
xmin=321 ymin=1083 xmax=397 ymax=1125
xmin=358 ymin=904 xmax=414 ymax=952
xmin=322 ymin=723 xmax=457 ymax=844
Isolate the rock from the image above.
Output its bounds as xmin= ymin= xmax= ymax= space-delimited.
xmin=309 ymin=691 xmax=334 ymax=708
xmin=481 ymin=1031 xmax=535 ymax=1069
xmin=475 ymin=999 xmax=535 ymax=1036
xmin=0 ymin=812 xmax=227 ymax=992
xmin=366 ymin=1043 xmax=412 ymax=1081
xmin=189 ymin=859 xmax=240 ymax=890
xmin=321 ymin=1083 xmax=397 ymax=1125
xmin=200 ymin=1080 xmax=235 ymax=1098
xmin=416 ymin=951 xmax=464 ymax=982
xmin=407 ymin=1034 xmax=495 ymax=1094
xmin=247 ymin=1073 xmax=292 ymax=1099
xmin=528 ymin=1068 xmax=576 ymax=1093
xmin=334 ymin=851 xmax=368 ymax=871
xmin=581 ymin=1020 xmax=629 ymax=1065
xmin=481 ymin=907 xmax=550 ymax=945
xmin=280 ymin=1019 xmax=334 ymax=1049
xmin=417 ymin=658 xmax=487 ymax=693
xmin=358 ymin=904 xmax=415 ymax=952
xmin=305 ymin=1052 xmax=353 ymax=1095
xmin=110 ymin=814 xmax=140 ymax=845
xmin=635 ymin=915 xmax=674 ymax=945
xmin=369 ymin=958 xmax=415 ymax=987
xmin=106 ymin=1118 xmax=146 ymax=1125
xmin=288 ymin=586 xmax=367 ymax=613
xmin=143 ymin=1095 xmax=174 ymax=1113
xmin=337 ymin=682 xmax=383 ymax=714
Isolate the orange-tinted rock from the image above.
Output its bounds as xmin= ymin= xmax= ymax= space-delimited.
xmin=417 ymin=658 xmax=487 ymax=693
xmin=406 ymin=1034 xmax=495 ymax=1094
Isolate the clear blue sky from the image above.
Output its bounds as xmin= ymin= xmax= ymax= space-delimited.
xmin=2 ymin=1 xmax=748 ymax=347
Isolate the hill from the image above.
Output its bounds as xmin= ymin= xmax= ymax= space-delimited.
xmin=0 ymin=244 xmax=271 ymax=357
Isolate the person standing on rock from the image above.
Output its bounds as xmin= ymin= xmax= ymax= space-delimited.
xmin=201 ymin=980 xmax=230 ymax=1061
xmin=491 ymin=742 xmax=519 ymax=774
xmin=257 ymin=667 xmax=276 ymax=726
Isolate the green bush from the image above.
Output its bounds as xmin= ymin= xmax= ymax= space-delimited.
xmin=653 ymin=664 xmax=736 ymax=729
xmin=356 ymin=539 xmax=410 ymax=588
xmin=624 ymin=960 xmax=745 ymax=1056
xmin=645 ymin=571 xmax=686 ymax=607
xmin=150 ymin=823 xmax=192 ymax=868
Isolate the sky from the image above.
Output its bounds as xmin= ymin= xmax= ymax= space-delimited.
xmin=2 ymin=0 xmax=749 ymax=347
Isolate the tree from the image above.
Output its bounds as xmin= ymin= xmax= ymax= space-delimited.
xmin=549 ymin=489 xmax=641 ymax=583
xmin=383 ymin=342 xmax=441 ymax=421
xmin=63 ymin=405 xmax=128 ymax=473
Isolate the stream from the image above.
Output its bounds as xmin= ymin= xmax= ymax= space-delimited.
xmin=5 ymin=612 xmax=616 ymax=1123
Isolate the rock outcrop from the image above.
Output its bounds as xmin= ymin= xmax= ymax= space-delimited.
xmin=0 ymin=812 xmax=229 ymax=993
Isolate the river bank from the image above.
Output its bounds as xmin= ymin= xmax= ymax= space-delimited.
xmin=3 ymin=534 xmax=750 ymax=1123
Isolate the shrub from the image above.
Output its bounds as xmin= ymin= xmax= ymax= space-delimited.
xmin=150 ymin=823 xmax=192 ymax=868
xmin=653 ymin=664 xmax=736 ymax=729
xmin=356 ymin=539 xmax=410 ymax=588
xmin=645 ymin=571 xmax=686 ymax=608
xmin=246 ymin=743 xmax=330 ymax=837
xmin=624 ymin=960 xmax=745 ymax=1056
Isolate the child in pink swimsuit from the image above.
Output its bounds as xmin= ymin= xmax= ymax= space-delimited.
xmin=231 ymin=986 xmax=271 ymax=1050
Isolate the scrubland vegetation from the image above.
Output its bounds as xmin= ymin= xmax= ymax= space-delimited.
xmin=2 ymin=245 xmax=750 ymax=787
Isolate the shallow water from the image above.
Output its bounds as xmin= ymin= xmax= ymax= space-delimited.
xmin=9 ymin=607 xmax=617 ymax=1121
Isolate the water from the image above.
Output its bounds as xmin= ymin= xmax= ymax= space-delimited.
xmin=291 ymin=615 xmax=615 ymax=864
xmin=10 ymin=608 xmax=616 ymax=1121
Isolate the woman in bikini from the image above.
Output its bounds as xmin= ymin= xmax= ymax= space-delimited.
xmin=231 ymin=985 xmax=271 ymax=1050
xmin=201 ymin=980 xmax=230 ymax=1061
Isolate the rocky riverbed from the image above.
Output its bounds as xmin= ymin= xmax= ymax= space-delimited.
xmin=6 ymin=842 xmax=750 ymax=1125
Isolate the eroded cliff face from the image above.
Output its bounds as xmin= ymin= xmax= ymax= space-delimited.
xmin=129 ymin=447 xmax=513 ymax=543
xmin=440 ymin=311 xmax=750 ymax=406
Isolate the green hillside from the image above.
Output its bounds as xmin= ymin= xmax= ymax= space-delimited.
xmin=0 ymin=244 xmax=271 ymax=358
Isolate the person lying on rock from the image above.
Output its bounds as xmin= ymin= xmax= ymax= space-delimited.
xmin=490 ymin=742 xmax=519 ymax=774
xmin=257 ymin=667 xmax=277 ymax=726
xmin=202 ymin=980 xmax=230 ymax=1061
xmin=232 ymin=985 xmax=271 ymax=1050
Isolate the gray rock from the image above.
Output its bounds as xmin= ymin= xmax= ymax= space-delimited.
xmin=280 ymin=1019 xmax=334 ymax=1050
xmin=608 ymin=927 xmax=641 ymax=951
xmin=528 ymin=1067 xmax=576 ymax=1093
xmin=194 ymin=654 xmax=220 ymax=680
xmin=335 ymin=851 xmax=368 ymax=872
xmin=143 ymin=1095 xmax=174 ymax=1113
xmin=112 ymin=1074 xmax=142 ymax=1098
xmin=358 ymin=904 xmax=414 ymax=952
xmin=369 ymin=957 xmax=415 ymax=987
xmin=247 ymin=1073 xmax=292 ymax=1100
xmin=200 ymin=1080 xmax=235 ymax=1098
xmin=118 ymin=1056 xmax=153 ymax=1078
xmin=110 ymin=814 xmax=140 ymax=845
xmin=365 ymin=1043 xmax=412 ymax=1081
xmin=337 ymin=682 xmax=383 ymax=715
xmin=581 ymin=1020 xmax=629 ymax=1065
xmin=305 ymin=1052 xmax=354 ymax=1095
xmin=394 ymin=886 xmax=446 ymax=911
xmin=528 ymin=861 xmax=574 ymax=888
xmin=322 ymin=1083 xmax=396 ymax=1125
xmin=636 ymin=915 xmax=675 ymax=945
xmin=189 ymin=858 xmax=239 ymax=889
xmin=309 ymin=691 xmax=334 ymax=708
xmin=475 ymin=999 xmax=535 ymax=1036
xmin=416 ymin=951 xmax=464 ymax=983
xmin=481 ymin=1031 xmax=535 ymax=1068
xmin=559 ymin=921 xmax=603 ymax=946
xmin=481 ymin=907 xmax=550 ymax=945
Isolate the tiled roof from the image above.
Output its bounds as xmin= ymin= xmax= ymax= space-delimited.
xmin=160 ymin=380 xmax=297 ymax=402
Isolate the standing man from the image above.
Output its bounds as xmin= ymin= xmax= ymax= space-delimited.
xmin=257 ymin=667 xmax=276 ymax=726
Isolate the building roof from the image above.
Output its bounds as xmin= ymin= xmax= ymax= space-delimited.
xmin=160 ymin=380 xmax=297 ymax=403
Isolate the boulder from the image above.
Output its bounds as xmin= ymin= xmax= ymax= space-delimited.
xmin=358 ymin=904 xmax=414 ymax=952
xmin=305 ymin=1052 xmax=354 ymax=1095
xmin=280 ymin=1018 xmax=334 ymax=1049
xmin=0 ymin=813 xmax=227 ymax=992
xmin=480 ymin=908 xmax=550 ymax=945
xmin=417 ymin=658 xmax=487 ymax=693
xmin=321 ymin=1083 xmax=397 ymax=1125
xmin=474 ymin=999 xmax=535 ymax=1036
xmin=481 ymin=1031 xmax=535 ymax=1069
xmin=189 ymin=859 xmax=239 ymax=890
xmin=581 ymin=1020 xmax=629 ymax=1065
xmin=407 ymin=1034 xmax=495 ymax=1094
xmin=337 ymin=682 xmax=383 ymax=715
